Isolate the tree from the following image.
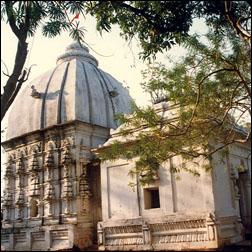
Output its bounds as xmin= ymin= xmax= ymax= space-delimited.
xmin=1 ymin=1 xmax=250 ymax=121
xmin=97 ymin=9 xmax=251 ymax=185
xmin=1 ymin=1 xmax=86 ymax=121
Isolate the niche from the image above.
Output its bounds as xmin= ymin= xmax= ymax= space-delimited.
xmin=30 ymin=199 xmax=39 ymax=217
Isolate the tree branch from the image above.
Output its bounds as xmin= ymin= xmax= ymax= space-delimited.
xmin=1 ymin=40 xmax=28 ymax=121
xmin=224 ymin=1 xmax=251 ymax=44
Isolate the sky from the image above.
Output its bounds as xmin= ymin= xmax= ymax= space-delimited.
xmin=0 ymin=13 xmax=208 ymax=195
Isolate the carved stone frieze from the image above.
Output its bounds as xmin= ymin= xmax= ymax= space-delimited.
xmin=47 ymin=140 xmax=56 ymax=152
xmin=16 ymin=189 xmax=25 ymax=206
xmin=16 ymin=189 xmax=26 ymax=219
xmin=106 ymin=237 xmax=144 ymax=246
xmin=45 ymin=152 xmax=54 ymax=169
xmin=16 ymin=157 xmax=25 ymax=175
xmin=100 ymin=216 xmax=218 ymax=249
xmin=2 ymin=190 xmax=13 ymax=207
xmin=30 ymin=155 xmax=40 ymax=172
xmin=79 ymin=163 xmax=91 ymax=198
xmin=62 ymin=148 xmax=72 ymax=166
xmin=29 ymin=142 xmax=42 ymax=155
xmin=44 ymin=183 xmax=56 ymax=216
xmin=51 ymin=230 xmax=68 ymax=239
xmin=31 ymin=231 xmax=45 ymax=241
xmin=30 ymin=174 xmax=40 ymax=197
xmin=103 ymin=225 xmax=144 ymax=246
xmin=61 ymin=136 xmax=74 ymax=149
xmin=45 ymin=183 xmax=56 ymax=201
xmin=5 ymin=164 xmax=14 ymax=178
xmin=29 ymin=153 xmax=41 ymax=197
xmin=63 ymin=179 xmax=73 ymax=198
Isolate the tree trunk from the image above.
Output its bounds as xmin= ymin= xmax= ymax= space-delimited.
xmin=1 ymin=41 xmax=28 ymax=121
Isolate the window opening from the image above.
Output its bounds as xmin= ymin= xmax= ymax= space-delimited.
xmin=144 ymin=187 xmax=160 ymax=209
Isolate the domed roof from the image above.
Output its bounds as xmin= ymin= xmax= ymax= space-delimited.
xmin=6 ymin=42 xmax=133 ymax=141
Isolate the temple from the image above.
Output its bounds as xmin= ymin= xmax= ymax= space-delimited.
xmin=1 ymin=43 xmax=251 ymax=251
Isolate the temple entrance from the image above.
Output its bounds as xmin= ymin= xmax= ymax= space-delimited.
xmin=237 ymin=170 xmax=251 ymax=235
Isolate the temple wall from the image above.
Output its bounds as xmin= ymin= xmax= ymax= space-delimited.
xmin=101 ymin=156 xmax=215 ymax=222
xmin=99 ymin=156 xmax=219 ymax=250
xmin=1 ymin=122 xmax=105 ymax=251
xmin=98 ymin=140 xmax=251 ymax=250
xmin=210 ymin=142 xmax=251 ymax=243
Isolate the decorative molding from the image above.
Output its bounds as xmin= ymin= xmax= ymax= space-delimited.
xmin=149 ymin=219 xmax=207 ymax=232
xmin=1 ymin=234 xmax=9 ymax=242
xmin=106 ymin=237 xmax=144 ymax=246
xmin=4 ymin=163 xmax=15 ymax=178
xmin=105 ymin=225 xmax=142 ymax=235
xmin=16 ymin=157 xmax=25 ymax=175
xmin=29 ymin=154 xmax=41 ymax=197
xmin=51 ymin=230 xmax=68 ymax=240
xmin=31 ymin=231 xmax=45 ymax=241
xmin=79 ymin=163 xmax=92 ymax=197
xmin=79 ymin=163 xmax=92 ymax=214
xmin=45 ymin=152 xmax=54 ymax=170
xmin=100 ymin=215 xmax=218 ymax=248
xmin=16 ymin=189 xmax=26 ymax=220
xmin=14 ymin=232 xmax=26 ymax=242
xmin=29 ymin=142 xmax=42 ymax=155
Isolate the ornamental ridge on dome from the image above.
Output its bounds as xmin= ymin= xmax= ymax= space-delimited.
xmin=5 ymin=40 xmax=133 ymax=141
xmin=57 ymin=42 xmax=98 ymax=66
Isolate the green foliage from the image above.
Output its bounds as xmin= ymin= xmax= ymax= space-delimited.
xmin=2 ymin=1 xmax=250 ymax=61
xmin=1 ymin=1 xmax=90 ymax=42
xmin=99 ymin=24 xmax=250 ymax=185
xmin=86 ymin=1 xmax=251 ymax=60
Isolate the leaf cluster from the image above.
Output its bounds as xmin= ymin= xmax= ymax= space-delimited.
xmin=99 ymin=26 xmax=251 ymax=186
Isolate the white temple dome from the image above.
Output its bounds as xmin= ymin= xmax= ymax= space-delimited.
xmin=6 ymin=42 xmax=133 ymax=140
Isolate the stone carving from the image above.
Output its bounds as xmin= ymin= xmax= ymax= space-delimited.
xmin=51 ymin=230 xmax=68 ymax=239
xmin=14 ymin=233 xmax=26 ymax=242
xmin=100 ymin=217 xmax=217 ymax=248
xmin=106 ymin=237 xmax=143 ymax=246
xmin=61 ymin=136 xmax=74 ymax=148
xmin=79 ymin=163 xmax=91 ymax=197
xmin=29 ymin=142 xmax=42 ymax=155
xmin=105 ymin=225 xmax=142 ymax=234
xmin=29 ymin=155 xmax=41 ymax=196
xmin=30 ymin=175 xmax=40 ymax=197
xmin=97 ymin=223 xmax=104 ymax=246
xmin=45 ymin=183 xmax=56 ymax=216
xmin=62 ymin=146 xmax=72 ymax=179
xmin=47 ymin=140 xmax=56 ymax=152
xmin=152 ymin=232 xmax=208 ymax=243
xmin=31 ymin=231 xmax=45 ymax=241
xmin=2 ymin=191 xmax=13 ymax=207
xmin=16 ymin=189 xmax=25 ymax=219
xmin=5 ymin=163 xmax=14 ymax=178
xmin=16 ymin=157 xmax=25 ymax=175
xmin=2 ymin=190 xmax=13 ymax=221
xmin=1 ymin=234 xmax=9 ymax=242
xmin=230 ymin=164 xmax=239 ymax=180
xmin=44 ymin=144 xmax=56 ymax=216
xmin=30 ymin=155 xmax=40 ymax=172
xmin=45 ymin=152 xmax=54 ymax=170
xmin=79 ymin=163 xmax=92 ymax=214
xmin=103 ymin=225 xmax=144 ymax=247
xmin=61 ymin=140 xmax=74 ymax=215
xmin=5 ymin=155 xmax=15 ymax=178
xmin=150 ymin=218 xmax=214 ymax=244
xmin=149 ymin=219 xmax=207 ymax=232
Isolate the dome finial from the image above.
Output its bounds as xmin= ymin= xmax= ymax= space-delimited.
xmin=66 ymin=41 xmax=89 ymax=52
xmin=57 ymin=41 xmax=98 ymax=66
